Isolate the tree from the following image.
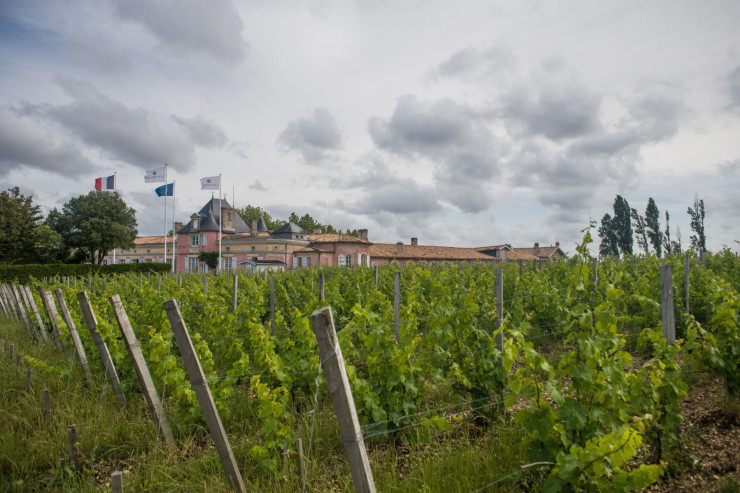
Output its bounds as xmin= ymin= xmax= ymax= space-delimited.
xmin=645 ymin=198 xmax=662 ymax=257
xmin=31 ymin=224 xmax=67 ymax=264
xmin=598 ymin=213 xmax=619 ymax=257
xmin=47 ymin=191 xmax=137 ymax=264
xmin=236 ymin=205 xmax=283 ymax=230
xmin=631 ymin=207 xmax=649 ymax=254
xmin=0 ymin=187 xmax=43 ymax=264
xmin=613 ymin=195 xmax=633 ymax=256
xmin=687 ymin=194 xmax=706 ymax=253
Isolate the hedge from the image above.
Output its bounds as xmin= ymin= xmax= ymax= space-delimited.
xmin=0 ymin=263 xmax=171 ymax=284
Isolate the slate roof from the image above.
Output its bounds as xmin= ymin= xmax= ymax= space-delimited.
xmin=369 ymin=243 xmax=496 ymax=261
xmin=256 ymin=216 xmax=269 ymax=232
xmin=177 ymin=197 xmax=250 ymax=234
xmin=273 ymin=222 xmax=306 ymax=234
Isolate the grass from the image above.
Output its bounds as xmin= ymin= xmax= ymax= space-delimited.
xmin=0 ymin=317 xmax=537 ymax=492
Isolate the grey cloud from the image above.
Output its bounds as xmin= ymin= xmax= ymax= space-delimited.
xmin=171 ymin=115 xmax=226 ymax=148
xmin=330 ymin=154 xmax=395 ymax=189
xmin=347 ymin=178 xmax=442 ymax=215
xmin=728 ymin=66 xmax=740 ymax=109
xmin=368 ymin=96 xmax=504 ymax=212
xmin=427 ymin=46 xmax=516 ymax=82
xmin=717 ymin=159 xmax=740 ymax=175
xmin=503 ymin=83 xmax=602 ymax=141
xmin=38 ymin=78 xmax=200 ymax=170
xmin=249 ymin=180 xmax=267 ymax=191
xmin=0 ymin=107 xmax=93 ymax=177
xmin=114 ymin=0 xmax=247 ymax=63
xmin=277 ymin=108 xmax=342 ymax=165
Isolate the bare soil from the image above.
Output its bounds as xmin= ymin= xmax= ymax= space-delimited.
xmin=648 ymin=375 xmax=740 ymax=492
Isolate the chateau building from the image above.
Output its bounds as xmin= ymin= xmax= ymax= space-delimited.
xmin=103 ymin=198 xmax=563 ymax=271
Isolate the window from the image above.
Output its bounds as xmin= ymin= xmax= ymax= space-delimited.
xmin=345 ymin=254 xmax=352 ymax=268
xmin=306 ymin=257 xmax=311 ymax=268
xmin=187 ymin=257 xmax=199 ymax=272
xmin=337 ymin=254 xmax=346 ymax=267
xmin=361 ymin=254 xmax=367 ymax=266
xmin=201 ymin=234 xmax=207 ymax=246
xmin=191 ymin=235 xmax=200 ymax=247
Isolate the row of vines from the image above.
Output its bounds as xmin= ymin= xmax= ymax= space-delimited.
xmin=19 ymin=232 xmax=740 ymax=491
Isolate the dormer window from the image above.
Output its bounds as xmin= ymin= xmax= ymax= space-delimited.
xmin=192 ymin=218 xmax=199 ymax=229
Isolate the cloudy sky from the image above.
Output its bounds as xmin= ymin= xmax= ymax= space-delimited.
xmin=1 ymin=0 xmax=739 ymax=254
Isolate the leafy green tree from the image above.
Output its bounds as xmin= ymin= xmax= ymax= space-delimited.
xmin=613 ymin=195 xmax=633 ymax=256
xmin=631 ymin=207 xmax=649 ymax=254
xmin=236 ymin=204 xmax=283 ymax=230
xmin=663 ymin=211 xmax=672 ymax=255
xmin=645 ymin=198 xmax=662 ymax=257
xmin=687 ymin=195 xmax=706 ymax=253
xmin=0 ymin=187 xmax=43 ymax=264
xmin=46 ymin=191 xmax=137 ymax=264
xmin=598 ymin=213 xmax=619 ymax=257
xmin=31 ymin=224 xmax=67 ymax=264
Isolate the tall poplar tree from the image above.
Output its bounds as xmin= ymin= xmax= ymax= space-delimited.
xmin=598 ymin=213 xmax=619 ymax=257
xmin=613 ymin=195 xmax=633 ymax=256
xmin=645 ymin=198 xmax=663 ymax=257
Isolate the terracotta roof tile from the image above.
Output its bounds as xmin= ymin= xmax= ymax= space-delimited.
xmin=133 ymin=236 xmax=167 ymax=245
xmin=369 ymin=243 xmax=496 ymax=261
xmin=307 ymin=233 xmax=371 ymax=244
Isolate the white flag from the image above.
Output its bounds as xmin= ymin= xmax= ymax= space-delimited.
xmin=200 ymin=176 xmax=220 ymax=190
xmin=145 ymin=166 xmax=166 ymax=183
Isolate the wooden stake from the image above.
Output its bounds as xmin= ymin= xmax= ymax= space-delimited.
xmin=109 ymin=295 xmax=176 ymax=453
xmin=319 ymin=273 xmax=325 ymax=302
xmin=393 ymin=272 xmax=400 ymax=342
xmin=684 ymin=254 xmax=690 ymax=314
xmin=76 ymin=291 xmax=126 ymax=408
xmin=495 ymin=267 xmax=504 ymax=355
xmin=593 ymin=258 xmax=598 ymax=285
xmin=43 ymin=389 xmax=50 ymax=421
xmin=232 ymin=274 xmax=238 ymax=313
xmin=270 ymin=276 xmax=275 ymax=334
xmin=310 ymin=307 xmax=376 ymax=493
xmin=111 ymin=471 xmax=123 ymax=493
xmin=38 ymin=288 xmax=70 ymax=357
xmin=296 ymin=436 xmax=306 ymax=493
xmin=660 ymin=265 xmax=676 ymax=345
xmin=163 ymin=299 xmax=246 ymax=492
xmin=54 ymin=289 xmax=93 ymax=384
xmin=26 ymin=367 xmax=32 ymax=392
xmin=22 ymin=285 xmax=49 ymax=342
xmin=204 ymin=277 xmax=208 ymax=296
xmin=68 ymin=424 xmax=80 ymax=470
xmin=11 ymin=285 xmax=34 ymax=336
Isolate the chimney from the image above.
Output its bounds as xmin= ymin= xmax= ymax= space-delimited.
xmin=222 ymin=207 xmax=236 ymax=232
xmin=359 ymin=229 xmax=368 ymax=241
xmin=410 ymin=237 xmax=418 ymax=246
xmin=396 ymin=241 xmax=404 ymax=255
xmin=174 ymin=222 xmax=184 ymax=233
xmin=555 ymin=241 xmax=559 ymax=247
xmin=251 ymin=220 xmax=257 ymax=236
xmin=314 ymin=228 xmax=322 ymax=234
xmin=534 ymin=242 xmax=540 ymax=256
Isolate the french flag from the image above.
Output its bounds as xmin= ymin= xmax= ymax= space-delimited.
xmin=95 ymin=175 xmax=115 ymax=191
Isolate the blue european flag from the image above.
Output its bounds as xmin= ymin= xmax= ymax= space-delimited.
xmin=155 ymin=183 xmax=174 ymax=197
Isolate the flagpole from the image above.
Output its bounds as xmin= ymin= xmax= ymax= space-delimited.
xmin=163 ymin=164 xmax=168 ymax=266
xmin=171 ymin=180 xmax=176 ymax=273
xmin=218 ymin=174 xmax=222 ymax=274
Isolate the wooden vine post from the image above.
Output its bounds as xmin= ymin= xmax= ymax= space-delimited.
xmin=109 ymin=295 xmax=176 ymax=453
xmin=495 ymin=267 xmax=504 ymax=355
xmin=311 ymin=307 xmax=376 ymax=493
xmin=660 ymin=265 xmax=676 ymax=345
xmin=22 ymin=286 xmax=48 ymax=342
xmin=38 ymin=289 xmax=70 ymax=357
xmin=54 ymin=289 xmax=93 ymax=384
xmin=76 ymin=291 xmax=126 ymax=408
xmin=163 ymin=299 xmax=246 ymax=493
xmin=393 ymin=271 xmax=401 ymax=342
xmin=684 ymin=254 xmax=690 ymax=314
